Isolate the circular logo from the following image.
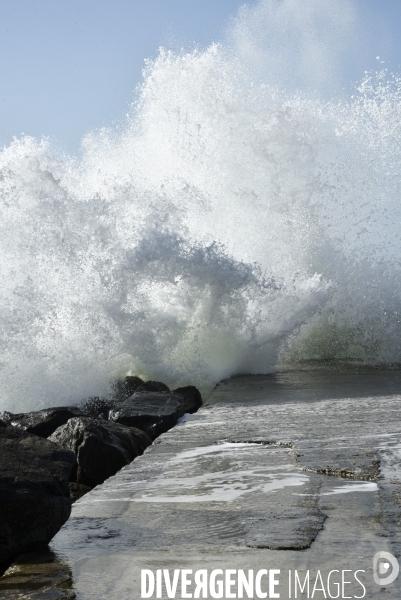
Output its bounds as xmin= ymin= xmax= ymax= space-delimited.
xmin=373 ymin=551 xmax=399 ymax=586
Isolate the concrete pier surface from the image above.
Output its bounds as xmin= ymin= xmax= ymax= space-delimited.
xmin=3 ymin=367 xmax=401 ymax=598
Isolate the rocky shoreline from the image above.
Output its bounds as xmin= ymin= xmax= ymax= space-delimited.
xmin=0 ymin=377 xmax=202 ymax=575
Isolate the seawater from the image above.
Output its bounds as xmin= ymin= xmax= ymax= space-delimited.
xmin=1 ymin=0 xmax=401 ymax=412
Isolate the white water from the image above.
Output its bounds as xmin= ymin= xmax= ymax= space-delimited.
xmin=87 ymin=443 xmax=308 ymax=504
xmin=1 ymin=0 xmax=401 ymax=412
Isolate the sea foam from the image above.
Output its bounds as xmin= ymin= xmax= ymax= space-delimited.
xmin=1 ymin=0 xmax=401 ymax=411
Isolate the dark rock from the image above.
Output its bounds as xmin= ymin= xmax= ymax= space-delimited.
xmin=0 ymin=425 xmax=76 ymax=566
xmin=68 ymin=482 xmax=91 ymax=503
xmin=109 ymin=392 xmax=185 ymax=439
xmin=173 ymin=386 xmax=203 ymax=413
xmin=135 ymin=380 xmax=170 ymax=393
xmin=0 ymin=407 xmax=83 ymax=439
xmin=111 ymin=376 xmax=144 ymax=400
xmin=79 ymin=397 xmax=114 ymax=420
xmin=49 ymin=418 xmax=152 ymax=487
xmin=79 ymin=376 xmax=147 ymax=418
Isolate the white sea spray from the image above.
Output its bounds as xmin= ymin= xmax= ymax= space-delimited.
xmin=1 ymin=0 xmax=400 ymax=411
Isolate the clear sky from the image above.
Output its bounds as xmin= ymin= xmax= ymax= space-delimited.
xmin=1 ymin=0 xmax=401 ymax=154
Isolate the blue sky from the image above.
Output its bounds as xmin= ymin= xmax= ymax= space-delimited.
xmin=1 ymin=0 xmax=401 ymax=153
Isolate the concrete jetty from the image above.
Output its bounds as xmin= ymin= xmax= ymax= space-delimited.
xmin=2 ymin=368 xmax=401 ymax=598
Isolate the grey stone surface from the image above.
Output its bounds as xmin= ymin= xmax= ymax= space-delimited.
xmin=6 ymin=368 xmax=401 ymax=598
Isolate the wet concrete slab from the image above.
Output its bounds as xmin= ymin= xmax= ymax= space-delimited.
xmin=2 ymin=368 xmax=401 ymax=598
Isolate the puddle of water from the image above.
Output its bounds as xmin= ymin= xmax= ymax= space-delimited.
xmin=89 ymin=442 xmax=309 ymax=503
xmin=130 ymin=472 xmax=309 ymax=503
xmin=295 ymin=481 xmax=378 ymax=497
xmin=168 ymin=441 xmax=293 ymax=463
xmin=322 ymin=482 xmax=378 ymax=495
xmin=89 ymin=469 xmax=310 ymax=503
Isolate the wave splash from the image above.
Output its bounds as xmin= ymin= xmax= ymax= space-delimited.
xmin=1 ymin=0 xmax=401 ymax=411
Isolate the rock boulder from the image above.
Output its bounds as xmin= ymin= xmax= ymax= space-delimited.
xmin=109 ymin=392 xmax=185 ymax=439
xmin=49 ymin=417 xmax=152 ymax=487
xmin=173 ymin=386 xmax=203 ymax=413
xmin=0 ymin=424 xmax=76 ymax=566
xmin=79 ymin=397 xmax=115 ymax=420
xmin=111 ymin=376 xmax=145 ymax=400
xmin=0 ymin=406 xmax=83 ymax=438
xmin=134 ymin=380 xmax=170 ymax=393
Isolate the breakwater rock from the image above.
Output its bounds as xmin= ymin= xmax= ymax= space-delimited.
xmin=0 ymin=407 xmax=84 ymax=438
xmin=0 ymin=377 xmax=203 ymax=574
xmin=109 ymin=391 xmax=185 ymax=439
xmin=0 ymin=422 xmax=75 ymax=569
xmin=49 ymin=417 xmax=152 ymax=487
